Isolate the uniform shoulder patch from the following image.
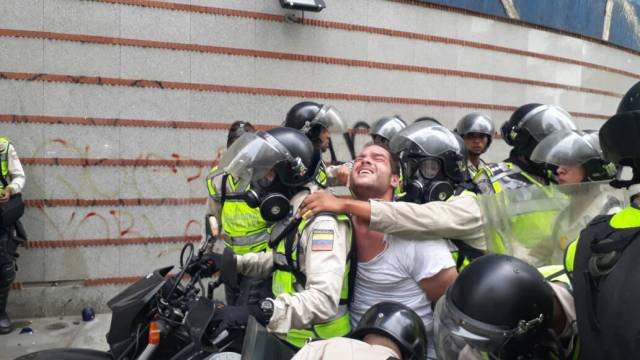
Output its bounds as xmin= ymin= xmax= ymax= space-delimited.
xmin=311 ymin=229 xmax=334 ymax=251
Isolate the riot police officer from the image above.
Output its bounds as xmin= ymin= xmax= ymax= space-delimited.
xmin=283 ymin=101 xmax=347 ymax=187
xmin=205 ymin=121 xmax=273 ymax=305
xmin=564 ymin=81 xmax=640 ymax=359
xmin=294 ymin=302 xmax=428 ymax=360
xmin=207 ymin=127 xmax=353 ymax=349
xmin=454 ymin=112 xmax=495 ymax=193
xmin=434 ymin=254 xmax=577 ymax=359
xmin=0 ymin=137 xmax=26 ymax=334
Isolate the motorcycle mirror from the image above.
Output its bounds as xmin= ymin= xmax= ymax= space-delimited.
xmin=220 ymin=248 xmax=239 ymax=291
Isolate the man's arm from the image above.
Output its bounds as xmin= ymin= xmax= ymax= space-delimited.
xmin=236 ymin=251 xmax=274 ymax=278
xmin=5 ymin=143 xmax=25 ymax=194
xmin=267 ymin=217 xmax=348 ymax=335
xmin=300 ymin=191 xmax=485 ymax=244
xmin=418 ymin=267 xmax=457 ymax=304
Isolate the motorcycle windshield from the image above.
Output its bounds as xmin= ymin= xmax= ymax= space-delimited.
xmin=478 ymin=181 xmax=628 ymax=266
xmin=106 ymin=266 xmax=172 ymax=347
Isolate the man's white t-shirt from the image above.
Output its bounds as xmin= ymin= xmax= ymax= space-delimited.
xmin=351 ymin=235 xmax=456 ymax=359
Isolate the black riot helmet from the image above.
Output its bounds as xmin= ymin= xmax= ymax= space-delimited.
xmin=211 ymin=127 xmax=316 ymax=222
xmin=531 ymin=129 xmax=618 ymax=183
xmin=434 ymin=255 xmax=556 ymax=360
xmin=501 ymin=104 xmax=577 ymax=159
xmin=283 ymin=101 xmax=346 ymax=148
xmin=370 ymin=115 xmax=407 ymax=145
xmin=455 ymin=112 xmax=495 ymax=150
xmin=390 ymin=122 xmax=467 ymax=203
xmin=226 ymin=121 xmax=256 ymax=148
xmin=601 ymin=81 xmax=640 ymax=189
xmin=352 ymin=302 xmax=427 ymax=360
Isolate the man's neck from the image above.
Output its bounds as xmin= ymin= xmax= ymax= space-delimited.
xmin=469 ymin=155 xmax=481 ymax=168
xmin=353 ymin=189 xmax=393 ymax=262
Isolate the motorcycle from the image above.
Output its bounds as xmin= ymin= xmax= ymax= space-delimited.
xmin=16 ymin=227 xmax=296 ymax=360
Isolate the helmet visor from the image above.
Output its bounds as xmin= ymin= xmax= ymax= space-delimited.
xmin=531 ymin=130 xmax=602 ymax=167
xmin=312 ymin=105 xmax=346 ymax=134
xmin=211 ymin=132 xmax=290 ymax=186
xmin=371 ymin=116 xmax=407 ymax=141
xmin=434 ymin=295 xmax=513 ymax=359
xmin=390 ymin=123 xmax=464 ymax=158
xmin=519 ymin=105 xmax=576 ymax=142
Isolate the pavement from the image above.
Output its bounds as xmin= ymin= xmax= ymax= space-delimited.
xmin=0 ymin=314 xmax=111 ymax=360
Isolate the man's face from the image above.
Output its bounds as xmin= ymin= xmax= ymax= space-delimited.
xmin=318 ymin=127 xmax=331 ymax=152
xmin=463 ymin=133 xmax=489 ymax=156
xmin=556 ymin=164 xmax=586 ymax=184
xmin=350 ymin=145 xmax=399 ymax=200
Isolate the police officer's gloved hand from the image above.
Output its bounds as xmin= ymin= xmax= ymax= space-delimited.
xmin=186 ymin=253 xmax=221 ymax=278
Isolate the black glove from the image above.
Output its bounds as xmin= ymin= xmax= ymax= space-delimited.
xmin=186 ymin=253 xmax=221 ymax=278
xmin=210 ymin=305 xmax=268 ymax=340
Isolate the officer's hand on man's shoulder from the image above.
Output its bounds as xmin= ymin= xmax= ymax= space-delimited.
xmin=299 ymin=190 xmax=346 ymax=218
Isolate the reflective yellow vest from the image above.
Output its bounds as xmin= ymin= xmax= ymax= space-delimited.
xmin=0 ymin=137 xmax=11 ymax=190
xmin=487 ymin=162 xmax=560 ymax=252
xmin=206 ymin=167 xmax=270 ymax=255
xmin=271 ymin=214 xmax=352 ymax=348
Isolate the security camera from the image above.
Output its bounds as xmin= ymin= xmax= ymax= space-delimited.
xmin=279 ymin=0 xmax=326 ymax=12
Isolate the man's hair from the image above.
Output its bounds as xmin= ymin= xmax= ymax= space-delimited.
xmin=361 ymin=142 xmax=400 ymax=176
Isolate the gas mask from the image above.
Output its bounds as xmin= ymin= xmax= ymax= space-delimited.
xmin=244 ymin=173 xmax=294 ymax=223
xmin=402 ymin=157 xmax=454 ymax=204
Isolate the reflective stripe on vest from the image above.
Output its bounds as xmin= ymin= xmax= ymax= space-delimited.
xmin=0 ymin=137 xmax=10 ymax=189
xmin=564 ymin=207 xmax=640 ymax=276
xmin=206 ymin=167 xmax=270 ymax=253
xmin=272 ymin=214 xmax=352 ymax=347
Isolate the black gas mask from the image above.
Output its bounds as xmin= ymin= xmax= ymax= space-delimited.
xmin=214 ymin=173 xmax=293 ymax=223
xmin=402 ymin=157 xmax=454 ymax=204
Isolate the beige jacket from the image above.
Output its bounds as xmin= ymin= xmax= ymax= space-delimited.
xmin=0 ymin=141 xmax=25 ymax=194
xmin=368 ymin=191 xmax=485 ymax=250
xmin=293 ymin=338 xmax=400 ymax=360
xmin=236 ymin=188 xmax=351 ymax=336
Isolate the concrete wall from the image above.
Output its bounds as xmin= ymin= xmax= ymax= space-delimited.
xmin=1 ymin=0 xmax=638 ymax=317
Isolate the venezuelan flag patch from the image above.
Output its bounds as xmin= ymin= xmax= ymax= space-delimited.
xmin=311 ymin=229 xmax=334 ymax=251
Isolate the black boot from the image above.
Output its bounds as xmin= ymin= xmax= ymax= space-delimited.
xmin=0 ymin=286 xmax=12 ymax=334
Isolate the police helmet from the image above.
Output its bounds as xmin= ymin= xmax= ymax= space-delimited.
xmin=390 ymin=122 xmax=467 ymax=184
xmin=413 ymin=116 xmax=441 ymax=125
xmin=214 ymin=127 xmax=316 ymax=188
xmin=531 ymin=129 xmax=618 ymax=182
xmin=352 ymin=302 xmax=427 ymax=360
xmin=283 ymin=101 xmax=346 ymax=143
xmin=601 ymin=81 xmax=640 ymax=172
xmin=370 ymin=115 xmax=407 ymax=144
xmin=455 ymin=112 xmax=495 ymax=149
xmin=434 ymin=255 xmax=555 ymax=359
xmin=501 ymin=104 xmax=577 ymax=158
xmin=227 ymin=121 xmax=256 ymax=148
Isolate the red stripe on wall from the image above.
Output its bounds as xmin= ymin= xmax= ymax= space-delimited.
xmin=23 ymin=197 xmax=207 ymax=208
xmin=0 ymin=72 xmax=612 ymax=120
xmin=24 ymin=235 xmax=201 ymax=249
xmin=90 ymin=0 xmax=640 ymax=80
xmin=21 ymin=156 xmax=216 ymax=167
xmin=0 ymin=28 xmax=623 ymax=98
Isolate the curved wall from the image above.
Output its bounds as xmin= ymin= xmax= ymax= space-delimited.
xmin=0 ymin=0 xmax=638 ymax=316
